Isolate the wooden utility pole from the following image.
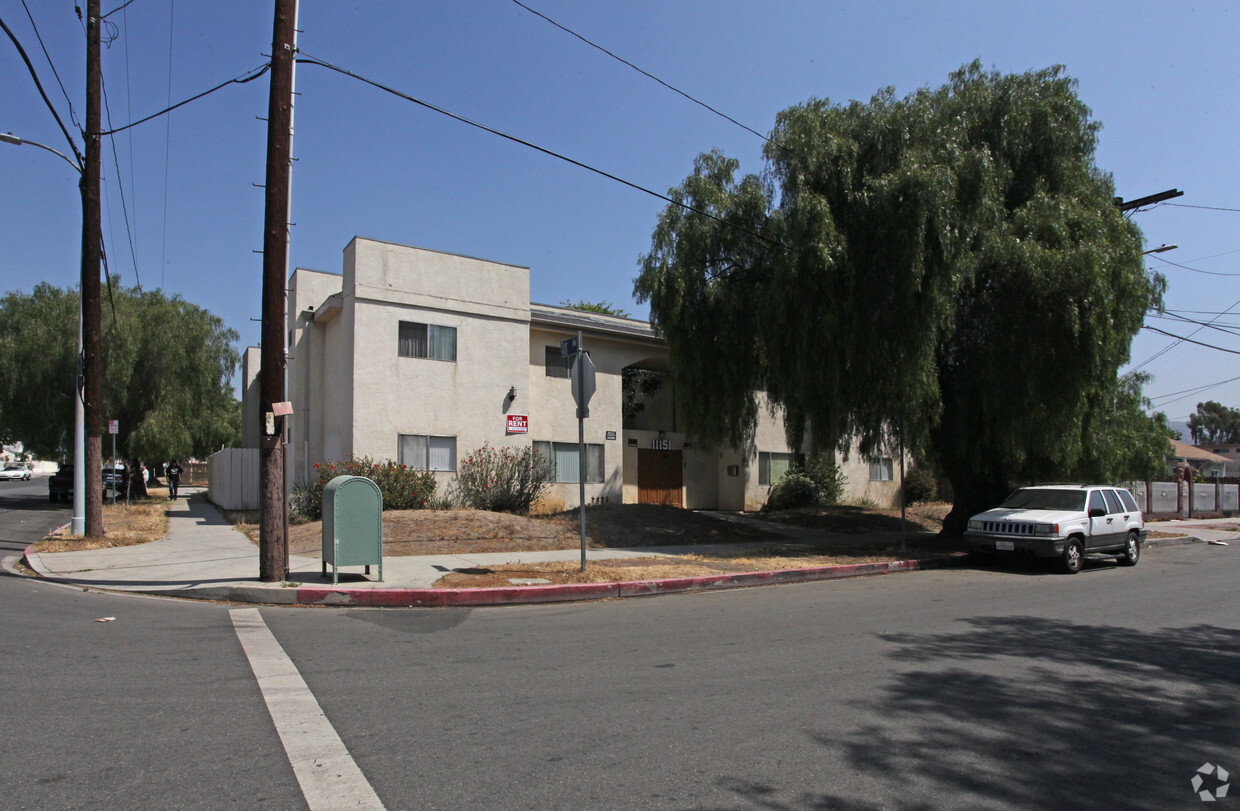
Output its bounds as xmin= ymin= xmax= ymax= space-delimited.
xmin=81 ymin=0 xmax=103 ymax=537
xmin=258 ymin=0 xmax=297 ymax=581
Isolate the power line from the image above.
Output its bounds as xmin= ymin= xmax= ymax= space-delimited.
xmin=1142 ymin=325 xmax=1240 ymax=356
xmin=511 ymin=0 xmax=770 ymax=143
xmin=295 ymin=51 xmax=783 ymax=249
xmin=0 ymin=13 xmax=83 ymax=166
xmin=1148 ymin=311 xmax=1240 ymax=338
xmin=95 ymin=62 xmax=271 ymax=136
xmin=1151 ymin=253 xmax=1240 ymax=277
xmin=1149 ymin=374 xmax=1240 ymax=408
xmin=20 ymin=0 xmax=79 ymax=129
xmin=1131 ymin=296 xmax=1240 ymax=372
xmin=1163 ymin=203 xmax=1240 ymax=213
xmin=101 ymin=72 xmax=140 ymax=290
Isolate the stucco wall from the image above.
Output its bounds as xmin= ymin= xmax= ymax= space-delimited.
xmin=344 ymin=239 xmax=532 ymax=482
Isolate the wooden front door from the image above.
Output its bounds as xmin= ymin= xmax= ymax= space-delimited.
xmin=638 ymin=449 xmax=683 ymax=507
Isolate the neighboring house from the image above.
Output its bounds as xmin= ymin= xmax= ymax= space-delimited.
xmin=1170 ymin=440 xmax=1229 ymax=479
xmin=266 ymin=237 xmax=903 ymax=511
xmin=1200 ymin=442 xmax=1240 ymax=478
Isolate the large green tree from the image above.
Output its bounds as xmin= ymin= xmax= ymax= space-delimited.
xmin=0 ymin=281 xmax=241 ymax=481
xmin=635 ymin=62 xmax=1166 ymax=530
xmin=1186 ymin=401 xmax=1240 ymax=445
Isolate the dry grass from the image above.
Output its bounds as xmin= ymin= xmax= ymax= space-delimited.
xmin=33 ymin=499 xmax=170 ymax=552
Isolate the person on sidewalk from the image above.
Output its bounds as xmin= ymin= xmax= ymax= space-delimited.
xmin=167 ymin=459 xmax=183 ymax=500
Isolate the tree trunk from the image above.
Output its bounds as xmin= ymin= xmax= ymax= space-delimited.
xmin=941 ymin=470 xmax=1010 ymax=534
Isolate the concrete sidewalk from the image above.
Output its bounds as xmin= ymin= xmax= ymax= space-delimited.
xmin=15 ymin=493 xmax=1220 ymax=608
xmin=14 ymin=491 xmax=977 ymax=607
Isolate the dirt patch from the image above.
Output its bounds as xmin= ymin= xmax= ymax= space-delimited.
xmin=759 ymin=502 xmax=949 ymax=534
xmin=234 ymin=503 xmax=790 ymax=557
xmin=33 ymin=499 xmax=170 ymax=552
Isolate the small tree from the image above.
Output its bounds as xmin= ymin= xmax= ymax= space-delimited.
xmin=455 ymin=443 xmax=554 ymax=513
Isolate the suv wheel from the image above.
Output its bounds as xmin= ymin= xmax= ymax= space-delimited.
xmin=1061 ymin=538 xmax=1084 ymax=574
xmin=1118 ymin=532 xmax=1140 ymax=567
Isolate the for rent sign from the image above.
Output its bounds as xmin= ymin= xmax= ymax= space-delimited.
xmin=507 ymin=415 xmax=529 ymax=434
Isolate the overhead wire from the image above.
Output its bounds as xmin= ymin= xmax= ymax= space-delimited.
xmin=510 ymin=0 xmax=770 ymax=143
xmin=1150 ymin=253 xmax=1240 ymax=277
xmin=0 ymin=13 xmax=83 ymax=167
xmin=101 ymin=72 xmax=141 ymax=290
xmin=1142 ymin=326 xmax=1240 ymax=356
xmin=1149 ymin=375 xmax=1240 ymax=408
xmin=20 ymin=0 xmax=79 ymax=129
xmin=295 ymin=50 xmax=783 ymax=249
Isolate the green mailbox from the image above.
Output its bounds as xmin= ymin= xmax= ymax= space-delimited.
xmin=322 ymin=475 xmax=383 ymax=585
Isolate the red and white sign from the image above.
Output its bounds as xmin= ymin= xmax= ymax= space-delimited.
xmin=507 ymin=415 xmax=529 ymax=434
xmin=108 ymin=420 xmax=119 ymax=435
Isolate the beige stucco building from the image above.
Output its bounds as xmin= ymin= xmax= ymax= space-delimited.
xmin=276 ymin=237 xmax=903 ymax=511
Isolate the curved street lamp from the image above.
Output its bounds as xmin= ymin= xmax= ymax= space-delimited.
xmin=1 ymin=131 xmax=87 ymax=534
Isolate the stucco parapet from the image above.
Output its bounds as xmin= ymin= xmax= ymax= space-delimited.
xmin=354 ymin=284 xmax=529 ymax=323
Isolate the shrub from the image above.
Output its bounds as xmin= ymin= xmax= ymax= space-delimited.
xmin=293 ymin=456 xmax=437 ymax=520
xmin=455 ymin=443 xmax=554 ymax=513
xmin=801 ymin=454 xmax=846 ymax=504
xmin=765 ymin=471 xmax=823 ymax=511
xmin=764 ymin=454 xmax=847 ymax=512
xmin=902 ymin=465 xmax=938 ymax=505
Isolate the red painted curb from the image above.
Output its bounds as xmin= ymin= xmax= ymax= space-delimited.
xmin=295 ymin=556 xmax=960 ymax=607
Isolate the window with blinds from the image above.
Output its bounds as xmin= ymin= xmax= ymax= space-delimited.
xmin=399 ymin=321 xmax=456 ymax=362
xmin=533 ymin=440 xmax=604 ymax=483
xmin=398 ymin=434 xmax=457 ymax=471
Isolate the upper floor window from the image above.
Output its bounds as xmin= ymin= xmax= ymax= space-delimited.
xmin=544 ymin=346 xmax=571 ymax=378
xmin=399 ymin=321 xmax=456 ymax=362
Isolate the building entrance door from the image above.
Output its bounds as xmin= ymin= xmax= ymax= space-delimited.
xmin=638 ymin=449 xmax=683 ymax=507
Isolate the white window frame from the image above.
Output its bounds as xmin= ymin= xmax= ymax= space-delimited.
xmin=533 ymin=440 xmax=604 ymax=483
xmin=399 ymin=321 xmax=457 ymax=362
xmin=868 ymin=457 xmax=894 ymax=482
xmin=398 ymin=434 xmax=457 ymax=471
xmin=758 ymin=451 xmax=796 ymax=486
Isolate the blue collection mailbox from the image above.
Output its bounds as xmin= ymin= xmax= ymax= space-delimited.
xmin=321 ymin=475 xmax=383 ymax=585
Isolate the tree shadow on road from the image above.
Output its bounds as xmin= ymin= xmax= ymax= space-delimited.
xmin=790 ymin=617 xmax=1240 ymax=809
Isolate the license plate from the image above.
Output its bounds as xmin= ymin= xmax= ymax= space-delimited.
xmin=995 ymin=541 xmax=1015 ymax=551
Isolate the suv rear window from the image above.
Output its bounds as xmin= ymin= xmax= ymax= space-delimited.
xmin=1117 ymin=489 xmax=1139 ymax=512
xmin=1102 ymin=489 xmax=1123 ymax=514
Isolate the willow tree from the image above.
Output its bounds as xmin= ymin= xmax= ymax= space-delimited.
xmin=0 ymin=281 xmax=241 ymax=487
xmin=635 ymin=62 xmax=1165 ymax=530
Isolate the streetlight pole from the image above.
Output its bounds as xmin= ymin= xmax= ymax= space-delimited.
xmin=0 ymin=134 xmax=87 ymax=534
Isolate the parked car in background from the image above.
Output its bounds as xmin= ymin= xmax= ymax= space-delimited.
xmin=103 ymin=465 xmax=129 ymax=498
xmin=964 ymin=484 xmax=1146 ymax=574
xmin=49 ymin=464 xmax=73 ymax=502
xmin=0 ymin=464 xmax=32 ymax=481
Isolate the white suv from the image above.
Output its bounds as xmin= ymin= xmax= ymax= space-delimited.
xmin=964 ymin=484 xmax=1146 ymax=574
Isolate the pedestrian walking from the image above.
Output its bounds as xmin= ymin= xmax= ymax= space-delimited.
xmin=167 ymin=459 xmax=183 ymax=500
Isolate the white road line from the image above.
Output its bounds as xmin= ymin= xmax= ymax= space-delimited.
xmin=230 ymin=608 xmax=385 ymax=810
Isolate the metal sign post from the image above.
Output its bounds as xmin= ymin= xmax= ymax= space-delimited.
xmin=108 ymin=419 xmax=118 ymax=505
xmin=569 ymin=331 xmax=597 ymax=572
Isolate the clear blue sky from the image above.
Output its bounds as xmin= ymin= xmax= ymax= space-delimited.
xmin=2 ymin=1 xmax=1237 ymax=426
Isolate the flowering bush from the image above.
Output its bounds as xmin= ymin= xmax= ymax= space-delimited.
xmin=455 ymin=443 xmax=554 ymax=513
xmin=294 ymin=456 xmax=437 ymax=520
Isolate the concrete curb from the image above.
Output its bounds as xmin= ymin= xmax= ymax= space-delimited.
xmin=19 ymin=543 xmax=964 ymax=607
xmin=16 ymin=532 xmax=1209 ymax=608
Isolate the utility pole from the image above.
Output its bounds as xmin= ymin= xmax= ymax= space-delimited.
xmin=81 ymin=0 xmax=103 ymax=537
xmin=258 ymin=0 xmax=297 ymax=581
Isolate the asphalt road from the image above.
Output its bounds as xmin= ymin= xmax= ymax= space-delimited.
xmin=1 ymin=485 xmax=1236 ymax=809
